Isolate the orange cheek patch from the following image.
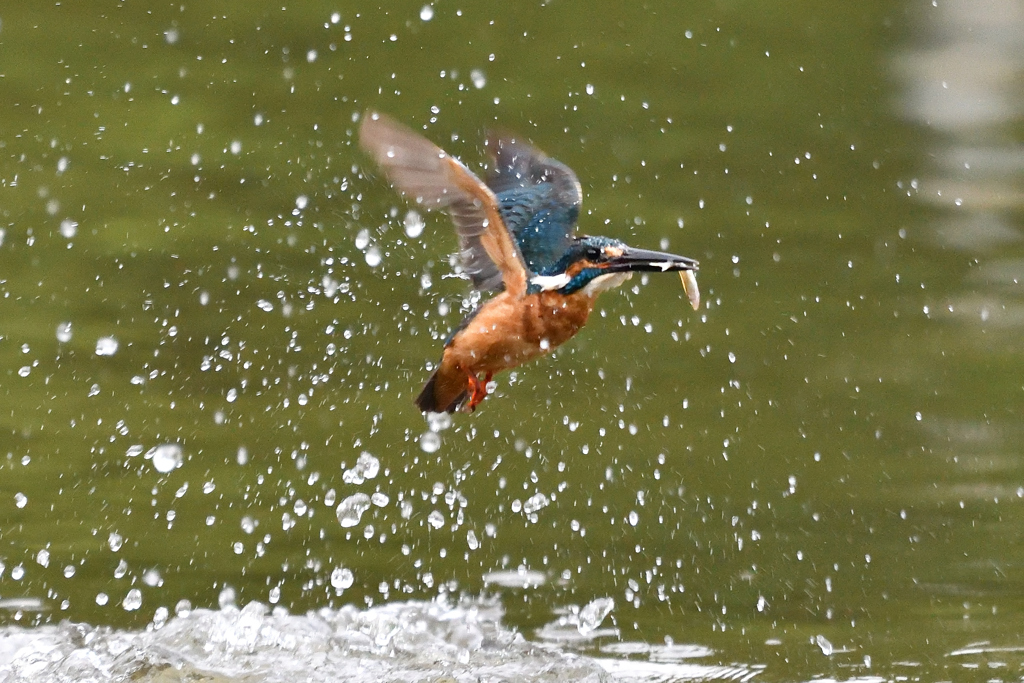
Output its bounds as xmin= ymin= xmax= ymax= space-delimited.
xmin=565 ymin=259 xmax=601 ymax=277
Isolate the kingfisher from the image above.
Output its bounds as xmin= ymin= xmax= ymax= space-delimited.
xmin=360 ymin=112 xmax=700 ymax=413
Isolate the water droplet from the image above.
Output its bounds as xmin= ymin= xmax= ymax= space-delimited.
xmin=143 ymin=568 xmax=162 ymax=586
xmin=336 ymin=493 xmax=372 ymax=528
xmin=426 ymin=412 xmax=452 ymax=432
xmin=470 ymin=68 xmax=486 ymax=89
xmin=146 ymin=443 xmax=184 ymax=473
xmin=331 ymin=567 xmax=355 ymax=591
xmin=108 ymin=533 xmax=123 ymax=551
xmin=96 ymin=592 xmax=109 ymax=606
xmin=56 ymin=322 xmax=72 ymax=343
xmin=420 ymin=5 xmax=434 ymax=21
xmin=14 ymin=492 xmax=27 ymax=508
xmin=123 ymin=588 xmax=143 ymax=611
xmin=59 ymin=219 xmax=78 ymax=238
xmin=95 ymin=337 xmax=119 ymax=356
xmin=404 ymin=210 xmax=425 ymax=237
xmin=354 ymin=228 xmax=370 ymax=249
xmin=427 ymin=510 xmax=445 ymax=529
xmin=365 ymin=245 xmax=382 ymax=267
xmin=218 ymin=586 xmax=236 ymax=608
xmin=523 ymin=492 xmax=550 ymax=515
xmin=420 ymin=431 xmax=441 ymax=453
xmin=578 ymin=597 xmax=614 ymax=634
xmin=342 ymin=452 xmax=380 ymax=484
xmin=35 ymin=549 xmax=49 ymax=567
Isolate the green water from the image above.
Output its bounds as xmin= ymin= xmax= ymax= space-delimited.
xmin=2 ymin=0 xmax=1024 ymax=679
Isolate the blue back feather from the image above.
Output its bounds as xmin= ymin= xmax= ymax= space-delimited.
xmin=496 ymin=185 xmax=577 ymax=276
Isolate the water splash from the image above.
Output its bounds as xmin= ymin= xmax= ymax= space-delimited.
xmin=0 ymin=598 xmax=609 ymax=683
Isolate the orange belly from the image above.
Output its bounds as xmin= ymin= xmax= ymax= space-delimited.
xmin=421 ymin=291 xmax=595 ymax=411
xmin=445 ymin=290 xmax=595 ymax=372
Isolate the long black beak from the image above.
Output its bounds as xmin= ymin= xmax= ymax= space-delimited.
xmin=606 ymin=245 xmax=701 ymax=310
xmin=605 ymin=246 xmax=699 ymax=274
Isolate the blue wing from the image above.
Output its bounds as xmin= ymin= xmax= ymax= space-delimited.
xmin=472 ymin=135 xmax=582 ymax=288
xmin=495 ymin=186 xmax=579 ymax=278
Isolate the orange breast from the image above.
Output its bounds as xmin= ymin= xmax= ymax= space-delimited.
xmin=443 ymin=290 xmax=596 ymax=375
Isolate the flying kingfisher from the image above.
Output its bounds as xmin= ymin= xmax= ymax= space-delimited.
xmin=360 ymin=112 xmax=700 ymax=413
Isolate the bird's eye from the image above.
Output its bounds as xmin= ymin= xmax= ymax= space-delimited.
xmin=586 ymin=247 xmax=604 ymax=260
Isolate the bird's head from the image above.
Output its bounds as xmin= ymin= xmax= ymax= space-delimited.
xmin=528 ymin=235 xmax=699 ymax=297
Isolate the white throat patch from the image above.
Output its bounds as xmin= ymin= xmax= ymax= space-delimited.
xmin=529 ymin=273 xmax=573 ymax=291
xmin=582 ymin=272 xmax=632 ymax=296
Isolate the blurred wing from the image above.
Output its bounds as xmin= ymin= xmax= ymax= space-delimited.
xmin=359 ymin=112 xmax=528 ymax=297
xmin=485 ymin=135 xmax=581 ymax=274
xmin=485 ymin=134 xmax=582 ymax=213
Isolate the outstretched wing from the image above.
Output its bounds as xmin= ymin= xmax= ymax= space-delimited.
xmin=359 ymin=112 xmax=528 ymax=297
xmin=485 ymin=135 xmax=580 ymax=275
xmin=486 ymin=134 xmax=582 ymax=207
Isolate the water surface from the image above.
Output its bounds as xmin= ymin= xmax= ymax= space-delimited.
xmin=2 ymin=0 xmax=1024 ymax=680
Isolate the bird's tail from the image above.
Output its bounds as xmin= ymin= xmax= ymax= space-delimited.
xmin=414 ymin=367 xmax=469 ymax=413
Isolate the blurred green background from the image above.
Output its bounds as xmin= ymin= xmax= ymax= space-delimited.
xmin=2 ymin=0 xmax=1024 ymax=679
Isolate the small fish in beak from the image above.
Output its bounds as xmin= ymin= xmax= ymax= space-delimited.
xmin=680 ymin=270 xmax=700 ymax=311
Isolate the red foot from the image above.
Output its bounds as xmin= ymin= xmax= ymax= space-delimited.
xmin=464 ymin=371 xmax=494 ymax=412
